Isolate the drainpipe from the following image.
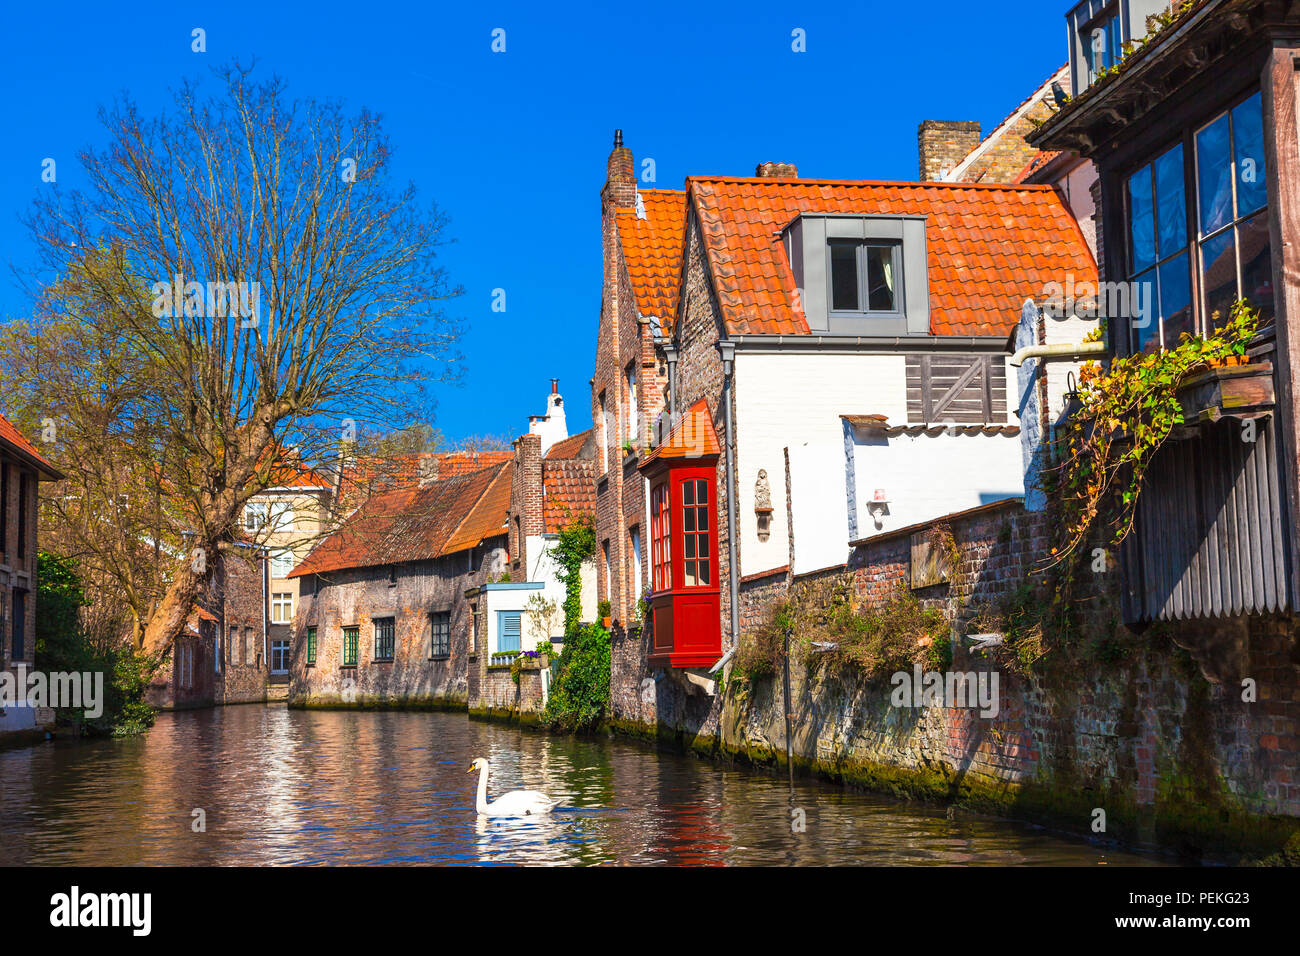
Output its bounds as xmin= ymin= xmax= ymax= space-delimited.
xmin=717 ymin=340 xmax=740 ymax=663
xmin=1008 ymin=340 xmax=1106 ymax=368
xmin=662 ymin=343 xmax=678 ymax=419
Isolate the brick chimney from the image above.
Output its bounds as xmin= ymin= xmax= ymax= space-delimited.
xmin=918 ymin=120 xmax=981 ymax=181
xmin=756 ymin=161 xmax=799 ymax=178
xmin=509 ymin=433 xmax=544 ymax=573
xmin=604 ymin=129 xmax=637 ymax=210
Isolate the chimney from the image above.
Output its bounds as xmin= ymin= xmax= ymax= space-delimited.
xmin=918 ymin=120 xmax=981 ymax=181
xmin=604 ymin=129 xmax=637 ymax=210
xmin=755 ymin=161 xmax=799 ymax=179
xmin=527 ymin=379 xmax=568 ymax=457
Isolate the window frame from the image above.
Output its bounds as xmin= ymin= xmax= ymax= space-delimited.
xmin=826 ymin=239 xmax=905 ymax=320
xmin=342 ymin=625 xmax=359 ymax=667
xmin=429 ymin=611 xmax=451 ymax=660
xmin=1121 ymin=89 xmax=1273 ymax=356
xmin=306 ymin=626 xmax=317 ymax=666
xmin=650 ymin=483 xmax=672 ymax=592
xmin=373 ymin=616 xmax=395 ymax=662
xmin=270 ymin=592 xmax=294 ymax=624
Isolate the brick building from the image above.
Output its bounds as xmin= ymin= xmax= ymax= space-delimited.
xmin=286 ymin=462 xmax=511 ymax=708
xmin=0 ymin=414 xmax=63 ymax=741
xmin=147 ymin=545 xmax=271 ymax=710
xmin=591 ymin=133 xmax=1094 ymax=728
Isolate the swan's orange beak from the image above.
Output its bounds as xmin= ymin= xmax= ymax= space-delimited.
xmin=465 ymin=764 xmax=475 ymax=774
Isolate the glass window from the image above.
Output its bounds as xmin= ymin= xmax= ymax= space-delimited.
xmin=829 ymin=241 xmax=900 ymax=314
xmin=271 ymin=640 xmax=289 ymax=673
xmin=830 ymin=242 xmax=858 ymax=311
xmin=1194 ymin=91 xmax=1274 ymax=328
xmin=373 ymin=617 xmax=395 ymax=661
xmin=1127 ymin=143 xmax=1190 ymax=352
xmin=270 ymin=549 xmax=294 ymax=578
xmin=1084 ymin=12 xmax=1121 ymax=82
xmin=681 ymin=478 xmax=711 ymax=588
xmin=271 ymin=592 xmax=293 ymax=624
xmin=430 ymin=612 xmax=451 ymax=658
xmin=651 ymin=483 xmax=671 ymax=591
xmin=342 ymin=626 xmax=359 ymax=666
xmin=306 ymin=626 xmax=317 ymax=665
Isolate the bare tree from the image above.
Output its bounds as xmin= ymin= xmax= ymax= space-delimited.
xmin=8 ymin=63 xmax=462 ymax=657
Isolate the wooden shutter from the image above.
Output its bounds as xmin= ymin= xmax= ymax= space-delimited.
xmin=906 ymin=354 xmax=1006 ymax=424
xmin=498 ymin=611 xmax=522 ymax=652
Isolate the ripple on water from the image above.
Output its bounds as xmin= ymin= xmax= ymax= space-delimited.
xmin=0 ymin=706 xmax=1168 ymax=866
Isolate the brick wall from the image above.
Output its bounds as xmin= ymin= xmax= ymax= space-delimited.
xmin=288 ymin=539 xmax=506 ymax=708
xmin=472 ymin=657 xmax=546 ymax=723
xmin=1 ymin=454 xmax=40 ymax=671
xmin=508 ymin=434 xmax=542 ymax=577
xmin=918 ymin=120 xmax=982 ymax=181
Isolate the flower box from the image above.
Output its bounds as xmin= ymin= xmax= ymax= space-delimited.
xmin=1176 ymin=359 xmax=1275 ymax=426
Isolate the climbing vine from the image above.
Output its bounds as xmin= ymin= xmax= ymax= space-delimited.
xmin=551 ymin=512 xmax=596 ymax=640
xmin=1045 ymin=299 xmax=1259 ymax=573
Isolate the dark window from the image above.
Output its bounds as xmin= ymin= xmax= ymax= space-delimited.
xmin=1124 ymin=92 xmax=1272 ymax=354
xmin=12 ymin=589 xmax=25 ymax=659
xmin=373 ymin=617 xmax=395 ymax=661
xmin=229 ymin=625 xmax=240 ymax=665
xmin=271 ymin=640 xmax=289 ymax=673
xmin=1082 ymin=9 xmax=1121 ymax=83
xmin=342 ymin=626 xmax=359 ymax=666
xmin=829 ymin=241 xmax=900 ymax=315
xmin=681 ymin=478 xmax=711 ymax=587
xmin=17 ymin=473 xmax=28 ymax=561
xmin=430 ymin=612 xmax=450 ymax=659
xmin=306 ymin=626 xmax=317 ymax=665
xmin=0 ymin=463 xmax=7 ymax=557
xmin=1195 ymin=92 xmax=1272 ymax=328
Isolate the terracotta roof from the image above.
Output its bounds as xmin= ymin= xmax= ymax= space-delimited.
xmin=289 ymin=462 xmax=510 ymax=577
xmin=335 ymin=449 xmax=513 ymax=498
xmin=0 ymin=413 xmax=63 ymax=479
xmin=542 ymin=458 xmax=595 ymax=533
xmin=1014 ymin=150 xmax=1065 ymax=185
xmin=639 ymin=398 xmax=720 ymax=468
xmin=616 ymin=190 xmax=687 ymax=324
xmin=545 ymin=429 xmax=593 ymax=461
xmin=688 ymin=176 xmax=1096 ymax=338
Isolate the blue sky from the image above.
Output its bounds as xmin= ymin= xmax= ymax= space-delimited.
xmin=0 ymin=1 xmax=1068 ymax=445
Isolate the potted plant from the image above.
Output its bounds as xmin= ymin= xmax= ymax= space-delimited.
xmin=598 ymin=599 xmax=612 ymax=629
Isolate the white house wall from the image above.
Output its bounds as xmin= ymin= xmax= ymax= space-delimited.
xmin=735 ymin=350 xmax=1023 ymax=576
xmin=734 ymin=352 xmax=908 ymax=575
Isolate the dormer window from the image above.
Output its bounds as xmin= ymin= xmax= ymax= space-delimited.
xmin=783 ymin=214 xmax=929 ymax=336
xmin=829 ymin=241 xmax=900 ymax=315
xmin=1082 ymin=6 xmax=1121 ymax=83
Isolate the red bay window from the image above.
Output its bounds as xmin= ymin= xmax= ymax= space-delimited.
xmin=640 ymin=400 xmax=722 ymax=668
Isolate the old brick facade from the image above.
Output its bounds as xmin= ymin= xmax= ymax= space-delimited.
xmin=0 ymin=415 xmax=62 ymax=741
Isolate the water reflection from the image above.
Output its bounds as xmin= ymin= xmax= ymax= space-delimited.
xmin=0 ymin=706 xmax=1164 ymax=866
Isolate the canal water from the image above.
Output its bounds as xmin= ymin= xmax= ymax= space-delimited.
xmin=0 ymin=706 xmax=1164 ymax=866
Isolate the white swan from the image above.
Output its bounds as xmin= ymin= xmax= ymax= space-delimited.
xmin=467 ymin=757 xmax=559 ymax=817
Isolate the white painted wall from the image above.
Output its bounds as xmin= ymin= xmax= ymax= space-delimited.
xmin=849 ymin=430 xmax=1024 ymax=539
xmin=734 ymin=352 xmax=908 ymax=575
xmin=734 ymin=350 xmax=1023 ymax=576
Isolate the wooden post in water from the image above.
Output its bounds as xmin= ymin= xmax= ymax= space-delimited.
xmin=783 ymin=626 xmax=794 ymax=786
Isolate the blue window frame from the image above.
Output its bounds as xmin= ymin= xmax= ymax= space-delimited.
xmin=496 ymin=611 xmax=521 ymax=653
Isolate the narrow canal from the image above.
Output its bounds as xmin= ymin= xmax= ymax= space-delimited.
xmin=0 ymin=706 xmax=1164 ymax=866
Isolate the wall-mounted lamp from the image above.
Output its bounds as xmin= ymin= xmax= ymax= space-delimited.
xmin=867 ymin=488 xmax=890 ymax=530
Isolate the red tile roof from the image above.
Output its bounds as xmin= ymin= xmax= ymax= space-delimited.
xmin=289 ymin=463 xmax=510 ymax=577
xmin=545 ymin=429 xmax=593 ymax=461
xmin=542 ymin=458 xmax=594 ymax=533
xmin=616 ymin=190 xmax=687 ymax=323
xmin=1014 ymin=151 xmax=1064 ymax=185
xmin=639 ymin=398 xmax=720 ymax=468
xmin=0 ymin=413 xmax=62 ymax=479
xmin=688 ymin=177 xmax=1096 ymax=338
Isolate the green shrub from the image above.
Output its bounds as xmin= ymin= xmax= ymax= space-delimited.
xmin=35 ymin=551 xmax=156 ymax=737
xmin=541 ymin=622 xmax=611 ymax=732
